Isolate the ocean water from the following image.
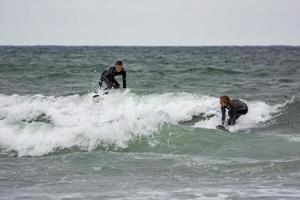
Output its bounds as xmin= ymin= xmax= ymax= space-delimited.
xmin=0 ymin=46 xmax=300 ymax=199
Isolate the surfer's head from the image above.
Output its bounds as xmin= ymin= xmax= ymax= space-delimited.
xmin=115 ymin=60 xmax=123 ymax=72
xmin=220 ymin=96 xmax=230 ymax=107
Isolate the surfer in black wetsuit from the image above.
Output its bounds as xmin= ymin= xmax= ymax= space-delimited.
xmin=99 ymin=60 xmax=126 ymax=90
xmin=220 ymin=96 xmax=248 ymax=126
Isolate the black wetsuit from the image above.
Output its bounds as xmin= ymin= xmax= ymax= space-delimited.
xmin=99 ymin=66 xmax=126 ymax=90
xmin=221 ymin=99 xmax=248 ymax=126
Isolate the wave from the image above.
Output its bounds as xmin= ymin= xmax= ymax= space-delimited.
xmin=0 ymin=91 xmax=291 ymax=156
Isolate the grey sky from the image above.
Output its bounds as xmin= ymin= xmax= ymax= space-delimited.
xmin=0 ymin=0 xmax=299 ymax=45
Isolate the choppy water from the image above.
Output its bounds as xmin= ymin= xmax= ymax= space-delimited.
xmin=0 ymin=46 xmax=300 ymax=199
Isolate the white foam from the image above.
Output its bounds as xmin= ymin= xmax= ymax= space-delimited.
xmin=0 ymin=92 xmax=285 ymax=156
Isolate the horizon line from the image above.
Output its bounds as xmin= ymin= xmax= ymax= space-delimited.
xmin=0 ymin=44 xmax=300 ymax=47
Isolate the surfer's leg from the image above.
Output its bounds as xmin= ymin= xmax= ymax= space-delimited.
xmin=112 ymin=79 xmax=120 ymax=89
xmin=238 ymin=107 xmax=248 ymax=115
xmin=232 ymin=115 xmax=241 ymax=125
xmin=231 ymin=108 xmax=247 ymax=125
xmin=102 ymin=80 xmax=115 ymax=94
xmin=105 ymin=81 xmax=114 ymax=90
xmin=236 ymin=108 xmax=248 ymax=117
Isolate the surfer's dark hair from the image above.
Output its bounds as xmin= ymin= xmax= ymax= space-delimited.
xmin=115 ymin=60 xmax=123 ymax=66
xmin=220 ymin=96 xmax=230 ymax=106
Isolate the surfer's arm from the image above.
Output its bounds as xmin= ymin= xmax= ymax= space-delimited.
xmin=221 ymin=106 xmax=226 ymax=125
xmin=100 ymin=69 xmax=106 ymax=81
xmin=122 ymin=70 xmax=126 ymax=88
xmin=230 ymin=107 xmax=238 ymax=125
xmin=100 ymin=67 xmax=114 ymax=84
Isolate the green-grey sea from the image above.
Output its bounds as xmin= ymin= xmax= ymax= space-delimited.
xmin=0 ymin=46 xmax=300 ymax=199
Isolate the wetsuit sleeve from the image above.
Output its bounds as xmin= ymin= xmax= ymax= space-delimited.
xmin=99 ymin=70 xmax=106 ymax=87
xmin=221 ymin=106 xmax=226 ymax=125
xmin=122 ymin=70 xmax=126 ymax=88
xmin=100 ymin=67 xmax=114 ymax=83
xmin=100 ymin=70 xmax=106 ymax=82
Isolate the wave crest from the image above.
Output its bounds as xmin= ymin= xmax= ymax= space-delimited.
xmin=0 ymin=92 xmax=288 ymax=156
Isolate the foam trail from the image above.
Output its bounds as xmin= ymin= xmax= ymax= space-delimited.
xmin=0 ymin=92 xmax=204 ymax=156
xmin=0 ymin=92 xmax=285 ymax=156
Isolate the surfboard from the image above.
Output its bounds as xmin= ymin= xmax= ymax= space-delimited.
xmin=216 ymin=125 xmax=229 ymax=132
xmin=92 ymin=93 xmax=102 ymax=103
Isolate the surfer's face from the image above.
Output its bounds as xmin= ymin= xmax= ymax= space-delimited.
xmin=115 ymin=64 xmax=123 ymax=72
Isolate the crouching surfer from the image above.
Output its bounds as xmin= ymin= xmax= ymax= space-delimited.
xmin=218 ymin=96 xmax=248 ymax=128
xmin=99 ymin=60 xmax=126 ymax=92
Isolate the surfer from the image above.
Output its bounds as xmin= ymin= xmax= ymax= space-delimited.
xmin=219 ymin=96 xmax=248 ymax=126
xmin=99 ymin=60 xmax=126 ymax=90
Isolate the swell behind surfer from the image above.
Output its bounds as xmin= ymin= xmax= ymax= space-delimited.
xmin=218 ymin=96 xmax=248 ymax=128
xmin=99 ymin=60 xmax=126 ymax=91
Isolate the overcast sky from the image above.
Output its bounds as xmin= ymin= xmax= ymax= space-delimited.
xmin=0 ymin=0 xmax=299 ymax=46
